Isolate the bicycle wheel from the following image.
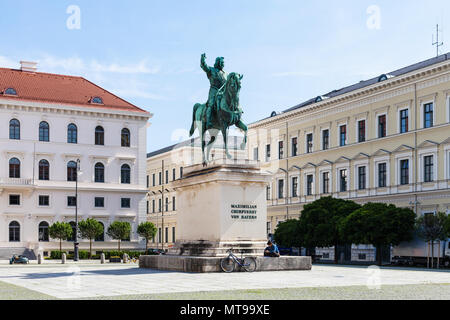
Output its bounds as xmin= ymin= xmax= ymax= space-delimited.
xmin=243 ymin=257 xmax=257 ymax=272
xmin=220 ymin=257 xmax=235 ymax=273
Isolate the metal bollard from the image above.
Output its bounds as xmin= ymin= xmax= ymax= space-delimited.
xmin=100 ymin=253 xmax=105 ymax=264
xmin=62 ymin=253 xmax=66 ymax=264
xmin=38 ymin=253 xmax=42 ymax=265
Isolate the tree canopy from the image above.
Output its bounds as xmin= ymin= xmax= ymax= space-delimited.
xmin=137 ymin=222 xmax=157 ymax=251
xmin=274 ymin=219 xmax=302 ymax=248
xmin=78 ymin=218 xmax=104 ymax=258
xmin=107 ymin=221 xmax=131 ymax=252
xmin=49 ymin=222 xmax=73 ymax=253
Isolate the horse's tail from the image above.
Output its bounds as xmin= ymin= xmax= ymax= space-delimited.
xmin=190 ymin=103 xmax=201 ymax=136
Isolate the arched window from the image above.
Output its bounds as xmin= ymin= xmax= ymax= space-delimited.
xmin=67 ymin=123 xmax=78 ymax=144
xmin=39 ymin=121 xmax=50 ymax=142
xmin=39 ymin=160 xmax=50 ymax=181
xmin=9 ymin=119 xmax=20 ymax=140
xmin=68 ymin=221 xmax=76 ymax=242
xmin=9 ymin=158 xmax=20 ymax=178
xmin=121 ymin=128 xmax=130 ymax=147
xmin=9 ymin=221 xmax=20 ymax=242
xmin=38 ymin=221 xmax=49 ymax=242
xmin=95 ymin=126 xmax=104 ymax=145
xmin=5 ymin=88 xmax=17 ymax=95
xmin=95 ymin=222 xmax=105 ymax=242
xmin=67 ymin=161 xmax=77 ymax=182
xmin=121 ymin=164 xmax=131 ymax=184
xmin=94 ymin=163 xmax=105 ymax=183
xmin=91 ymin=97 xmax=103 ymax=104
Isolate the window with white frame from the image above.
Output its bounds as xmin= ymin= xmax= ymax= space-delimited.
xmin=291 ymin=137 xmax=298 ymax=157
xmin=339 ymin=125 xmax=347 ymax=147
xmin=291 ymin=176 xmax=298 ymax=197
xmin=400 ymin=159 xmax=409 ymax=185
xmin=378 ymin=162 xmax=387 ymax=188
xmin=322 ymin=129 xmax=329 ymax=150
xmin=357 ymin=120 xmax=366 ymax=143
xmin=306 ymin=133 xmax=313 ymax=153
xmin=306 ymin=174 xmax=314 ymax=196
xmin=339 ymin=169 xmax=348 ymax=192
xmin=265 ymin=144 xmax=271 ymax=162
xmin=322 ymin=171 xmax=330 ymax=194
xmin=378 ymin=114 xmax=387 ymax=138
xmin=399 ymin=109 xmax=409 ymax=133
xmin=278 ymin=179 xmax=284 ymax=199
xmin=423 ymin=155 xmax=434 ymax=183
xmin=358 ymin=166 xmax=366 ymax=190
xmin=423 ymin=102 xmax=434 ymax=128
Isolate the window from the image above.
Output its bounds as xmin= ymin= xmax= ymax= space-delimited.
xmin=39 ymin=195 xmax=49 ymax=206
xmin=158 ymin=228 xmax=161 ymax=243
xmin=322 ymin=172 xmax=330 ymax=194
xmin=91 ymin=97 xmax=103 ymax=104
xmin=95 ymin=222 xmax=105 ymax=241
xmin=146 ymin=201 xmax=149 ymax=214
xmin=9 ymin=158 xmax=20 ymax=178
xmin=165 ymin=227 xmax=169 ymax=243
xmin=378 ymin=115 xmax=386 ymax=138
xmin=172 ymin=196 xmax=176 ymax=211
xmin=159 ymin=172 xmax=162 ymax=185
xmin=424 ymin=155 xmax=434 ymax=183
xmin=9 ymin=195 xmax=20 ymax=206
xmin=9 ymin=221 xmax=20 ymax=242
xmin=152 ymin=199 xmax=155 ymax=213
xmin=94 ymin=163 xmax=105 ymax=183
xmin=67 ymin=196 xmax=77 ymax=207
xmin=121 ymin=128 xmax=130 ymax=147
xmin=339 ymin=125 xmax=346 ymax=146
xmin=121 ymin=164 xmax=131 ymax=184
xmin=340 ymin=169 xmax=348 ymax=192
xmin=278 ymin=179 xmax=284 ymax=199
xmin=121 ymin=198 xmax=131 ymax=208
xmin=180 ymin=167 xmax=183 ymax=178
xmin=358 ymin=120 xmax=366 ymax=142
xmin=322 ymin=129 xmax=329 ymax=150
xmin=253 ymin=147 xmax=259 ymax=161
xmin=95 ymin=197 xmax=105 ymax=208
xmin=39 ymin=160 xmax=50 ymax=180
xmin=266 ymin=185 xmax=271 ymax=200
xmin=146 ymin=175 xmax=149 ymax=188
xmin=172 ymin=227 xmax=176 ymax=243
xmin=400 ymin=109 xmax=409 ymax=133
xmin=266 ymin=144 xmax=271 ymax=161
xmin=400 ymin=160 xmax=409 ymax=185
xmin=5 ymin=88 xmax=17 ymax=95
xmin=358 ymin=166 xmax=366 ymax=190
xmin=39 ymin=121 xmax=49 ymax=142
xmin=165 ymin=170 xmax=169 ymax=184
xmin=67 ymin=123 xmax=77 ymax=144
xmin=292 ymin=177 xmax=298 ymax=197
xmin=306 ymin=134 xmax=313 ymax=153
xmin=152 ymin=174 xmax=155 ymax=186
xmin=95 ymin=126 xmax=104 ymax=145
xmin=378 ymin=163 xmax=387 ymax=188
xmin=292 ymin=138 xmax=298 ymax=157
xmin=158 ymin=198 xmax=161 ymax=212
xmin=67 ymin=161 xmax=77 ymax=182
xmin=38 ymin=222 xmax=49 ymax=242
xmin=306 ymin=175 xmax=314 ymax=196
xmin=424 ymin=103 xmax=433 ymax=128
xmin=9 ymin=119 xmax=20 ymax=140
xmin=172 ymin=168 xmax=176 ymax=181
xmin=278 ymin=141 xmax=284 ymax=159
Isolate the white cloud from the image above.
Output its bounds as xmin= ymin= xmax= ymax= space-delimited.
xmin=0 ymin=56 xmax=20 ymax=69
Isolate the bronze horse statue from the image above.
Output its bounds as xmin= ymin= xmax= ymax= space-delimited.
xmin=189 ymin=72 xmax=247 ymax=164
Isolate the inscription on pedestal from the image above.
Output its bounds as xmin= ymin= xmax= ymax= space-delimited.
xmin=230 ymin=204 xmax=258 ymax=220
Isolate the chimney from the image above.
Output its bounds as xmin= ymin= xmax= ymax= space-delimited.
xmin=20 ymin=61 xmax=38 ymax=72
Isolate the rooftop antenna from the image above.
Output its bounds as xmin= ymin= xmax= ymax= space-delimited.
xmin=432 ymin=24 xmax=444 ymax=57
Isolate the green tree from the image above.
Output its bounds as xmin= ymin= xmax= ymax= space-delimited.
xmin=137 ymin=222 xmax=157 ymax=252
xmin=49 ymin=222 xmax=73 ymax=254
xmin=298 ymin=196 xmax=361 ymax=263
xmin=107 ymin=221 xmax=131 ymax=252
xmin=340 ymin=203 xmax=416 ymax=266
xmin=274 ymin=219 xmax=302 ymax=248
xmin=445 ymin=214 xmax=450 ymax=238
xmin=78 ymin=218 xmax=104 ymax=258
xmin=415 ymin=212 xmax=447 ymax=268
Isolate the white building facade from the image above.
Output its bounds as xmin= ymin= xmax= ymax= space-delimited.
xmin=0 ymin=63 xmax=151 ymax=257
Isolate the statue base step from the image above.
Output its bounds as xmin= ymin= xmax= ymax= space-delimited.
xmin=139 ymin=255 xmax=312 ymax=273
xmin=168 ymin=240 xmax=267 ymax=257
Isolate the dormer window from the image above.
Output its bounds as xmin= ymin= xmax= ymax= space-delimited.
xmin=4 ymin=88 xmax=17 ymax=96
xmin=90 ymin=96 xmax=103 ymax=104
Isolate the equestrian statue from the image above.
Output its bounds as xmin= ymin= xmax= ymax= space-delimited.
xmin=189 ymin=53 xmax=248 ymax=165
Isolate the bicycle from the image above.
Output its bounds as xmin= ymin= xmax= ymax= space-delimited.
xmin=220 ymin=248 xmax=257 ymax=273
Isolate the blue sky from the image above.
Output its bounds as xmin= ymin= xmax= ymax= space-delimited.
xmin=0 ymin=0 xmax=448 ymax=152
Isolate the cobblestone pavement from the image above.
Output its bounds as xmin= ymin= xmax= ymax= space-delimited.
xmin=0 ymin=264 xmax=449 ymax=299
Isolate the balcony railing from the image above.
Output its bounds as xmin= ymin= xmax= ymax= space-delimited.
xmin=0 ymin=178 xmax=34 ymax=186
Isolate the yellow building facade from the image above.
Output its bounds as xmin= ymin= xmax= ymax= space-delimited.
xmin=248 ymin=54 xmax=450 ymax=261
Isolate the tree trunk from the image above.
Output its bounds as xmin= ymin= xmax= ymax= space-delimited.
xmin=89 ymin=239 xmax=92 ymax=259
xmin=118 ymin=239 xmax=121 ymax=252
xmin=427 ymin=241 xmax=430 ymax=269
xmin=60 ymin=238 xmax=62 ymax=254
xmin=145 ymin=239 xmax=148 ymax=252
xmin=431 ymin=241 xmax=434 ymax=269
xmin=437 ymin=241 xmax=440 ymax=269
xmin=378 ymin=246 xmax=383 ymax=266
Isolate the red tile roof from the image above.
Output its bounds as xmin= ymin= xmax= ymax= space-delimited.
xmin=0 ymin=67 xmax=149 ymax=114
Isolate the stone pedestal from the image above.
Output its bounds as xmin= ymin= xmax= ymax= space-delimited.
xmin=169 ymin=160 xmax=271 ymax=257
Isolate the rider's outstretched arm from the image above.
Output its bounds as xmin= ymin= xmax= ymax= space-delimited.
xmin=201 ymin=54 xmax=211 ymax=76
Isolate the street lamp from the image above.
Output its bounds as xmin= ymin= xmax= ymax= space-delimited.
xmin=74 ymin=159 xmax=82 ymax=262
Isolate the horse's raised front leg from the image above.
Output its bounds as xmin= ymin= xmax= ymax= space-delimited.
xmin=222 ymin=128 xmax=232 ymax=159
xmin=236 ymin=120 xmax=248 ymax=150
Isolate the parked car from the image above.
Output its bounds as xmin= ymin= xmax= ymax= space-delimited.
xmin=145 ymin=248 xmax=166 ymax=255
xmin=9 ymin=255 xmax=29 ymax=264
